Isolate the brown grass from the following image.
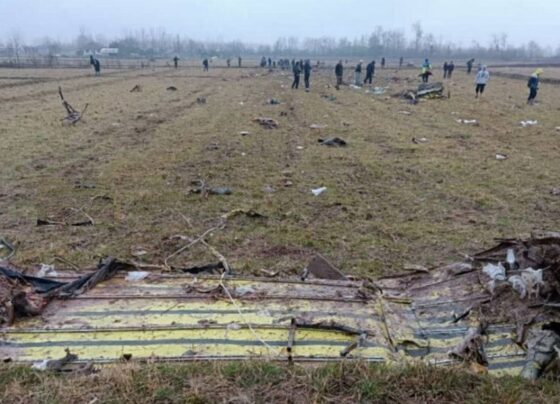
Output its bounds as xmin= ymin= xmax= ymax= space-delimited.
xmin=1 ymin=361 xmax=560 ymax=403
xmin=2 ymin=65 xmax=560 ymax=276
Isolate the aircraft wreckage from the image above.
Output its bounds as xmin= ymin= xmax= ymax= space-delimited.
xmin=1 ymin=231 xmax=559 ymax=380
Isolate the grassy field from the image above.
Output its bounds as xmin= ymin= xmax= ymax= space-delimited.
xmin=2 ymin=64 xmax=560 ymax=276
xmin=2 ymin=65 xmax=560 ymax=401
xmin=2 ymin=362 xmax=560 ymax=403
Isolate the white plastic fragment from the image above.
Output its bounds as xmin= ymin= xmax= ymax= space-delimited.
xmin=31 ymin=360 xmax=49 ymax=371
xmin=508 ymin=275 xmax=527 ymax=299
xmin=520 ymin=120 xmax=538 ymax=127
xmin=457 ymin=119 xmax=479 ymax=126
xmin=483 ymin=263 xmax=506 ymax=281
xmin=235 ymin=286 xmax=256 ymax=296
xmin=125 ymin=271 xmax=150 ymax=282
xmin=227 ymin=323 xmax=241 ymax=330
xmin=38 ymin=264 xmax=58 ymax=278
xmin=506 ymin=249 xmax=516 ymax=268
xmin=311 ymin=187 xmax=327 ymax=196
xmin=495 ymin=154 xmax=508 ymax=160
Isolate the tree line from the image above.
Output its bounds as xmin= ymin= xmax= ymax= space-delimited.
xmin=1 ymin=23 xmax=558 ymax=62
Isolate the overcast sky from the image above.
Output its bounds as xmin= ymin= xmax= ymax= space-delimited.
xmin=2 ymin=0 xmax=559 ymax=47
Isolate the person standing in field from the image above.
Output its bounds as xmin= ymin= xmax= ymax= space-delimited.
xmin=227 ymin=58 xmax=231 ymax=67
xmin=467 ymin=58 xmax=475 ymax=74
xmin=354 ymin=60 xmax=363 ymax=86
xmin=475 ymin=65 xmax=490 ymax=98
xmin=292 ymin=61 xmax=301 ymax=90
xmin=381 ymin=57 xmax=386 ymax=69
xmin=335 ymin=60 xmax=344 ymax=90
xmin=420 ymin=59 xmax=432 ymax=83
xmin=527 ymin=68 xmax=543 ymax=105
xmin=203 ymin=58 xmax=209 ymax=71
xmin=448 ymin=61 xmax=455 ymax=78
xmin=303 ymin=60 xmax=312 ymax=91
xmin=364 ymin=60 xmax=375 ymax=85
xmin=399 ymin=57 xmax=404 ymax=69
xmin=238 ymin=56 xmax=242 ymax=68
xmin=173 ymin=56 xmax=179 ymax=69
xmin=443 ymin=61 xmax=449 ymax=79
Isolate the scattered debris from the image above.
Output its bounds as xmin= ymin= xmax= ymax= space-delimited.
xmin=189 ymin=180 xmax=232 ymax=196
xmin=252 ymin=117 xmax=279 ymax=129
xmin=59 ymin=87 xmax=88 ymax=125
xmin=521 ymin=120 xmax=538 ymax=127
xmin=521 ymin=328 xmax=560 ymax=380
xmin=318 ymin=137 xmax=347 ymax=147
xmin=311 ymin=187 xmax=327 ymax=196
xmin=196 ymin=97 xmax=206 ymax=104
xmin=37 ymin=209 xmax=94 ymax=227
xmin=368 ymin=87 xmax=386 ymax=95
xmin=74 ymin=181 xmax=96 ymax=189
xmin=457 ymin=119 xmax=480 ymax=126
xmin=551 ymin=187 xmax=560 ymax=196
xmin=306 ymin=254 xmax=347 ymax=280
xmin=125 ymin=271 xmax=149 ymax=282
xmin=449 ymin=324 xmax=488 ymax=366
xmin=0 ymin=238 xmax=15 ymax=260
xmin=166 ymin=86 xmax=177 ymax=91
xmin=130 ymin=85 xmax=142 ymax=93
xmin=268 ymin=98 xmax=281 ymax=105
xmin=221 ymin=209 xmax=266 ymax=220
xmin=37 ymin=264 xmax=58 ymax=278
xmin=320 ymin=94 xmax=337 ymax=102
xmin=398 ymin=110 xmax=412 ymax=115
xmin=310 ymin=124 xmax=328 ymax=130
xmin=178 ymin=263 xmax=225 ymax=275
xmin=399 ymin=82 xmax=444 ymax=100
xmin=495 ymin=153 xmax=508 ymax=160
xmin=412 ymin=137 xmax=428 ymax=144
xmin=239 ymin=131 xmax=250 ymax=136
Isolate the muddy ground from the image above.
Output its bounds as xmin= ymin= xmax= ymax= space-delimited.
xmin=1 ymin=64 xmax=560 ymax=276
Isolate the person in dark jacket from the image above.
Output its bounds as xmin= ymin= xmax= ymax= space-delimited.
xmin=203 ymin=58 xmax=209 ymax=71
xmin=399 ymin=57 xmax=404 ymax=69
xmin=364 ymin=60 xmax=375 ymax=85
xmin=173 ymin=56 xmax=179 ymax=69
xmin=467 ymin=58 xmax=475 ymax=74
xmin=448 ymin=61 xmax=455 ymax=78
xmin=527 ymin=69 xmax=543 ymax=105
xmin=292 ymin=62 xmax=301 ymax=89
xmin=381 ymin=57 xmax=386 ymax=69
xmin=227 ymin=58 xmax=231 ymax=67
xmin=238 ymin=56 xmax=242 ymax=68
xmin=443 ymin=61 xmax=449 ymax=78
xmin=335 ymin=60 xmax=344 ymax=90
xmin=303 ymin=60 xmax=312 ymax=91
xmin=354 ymin=60 xmax=363 ymax=86
xmin=268 ymin=58 xmax=272 ymax=68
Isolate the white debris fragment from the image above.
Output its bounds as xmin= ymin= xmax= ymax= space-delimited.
xmin=483 ymin=263 xmax=506 ymax=281
xmin=520 ymin=120 xmax=538 ymax=127
xmin=311 ymin=187 xmax=327 ymax=196
xmin=310 ymin=124 xmax=328 ymax=130
xmin=125 ymin=271 xmax=150 ymax=282
xmin=508 ymin=275 xmax=527 ymax=299
xmin=227 ymin=323 xmax=242 ymax=330
xmin=31 ymin=360 xmax=49 ymax=371
xmin=457 ymin=119 xmax=479 ymax=126
xmin=495 ymin=153 xmax=508 ymax=160
xmin=235 ymin=286 xmax=256 ymax=296
xmin=37 ymin=264 xmax=58 ymax=278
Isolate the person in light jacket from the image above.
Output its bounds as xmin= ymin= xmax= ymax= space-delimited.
xmin=475 ymin=65 xmax=490 ymax=98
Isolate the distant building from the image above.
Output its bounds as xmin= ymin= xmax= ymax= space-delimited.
xmin=98 ymin=48 xmax=119 ymax=56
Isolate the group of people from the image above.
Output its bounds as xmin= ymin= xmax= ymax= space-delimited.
xmin=291 ymin=60 xmax=312 ymax=91
xmin=91 ymin=54 xmax=543 ymax=105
